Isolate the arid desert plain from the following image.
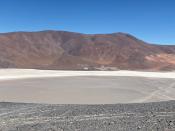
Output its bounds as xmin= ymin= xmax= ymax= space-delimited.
xmin=0 ymin=69 xmax=175 ymax=104
xmin=1 ymin=69 xmax=175 ymax=130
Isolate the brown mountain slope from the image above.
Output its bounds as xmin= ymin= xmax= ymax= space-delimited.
xmin=0 ymin=31 xmax=174 ymax=71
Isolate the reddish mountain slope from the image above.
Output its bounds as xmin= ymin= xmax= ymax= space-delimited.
xmin=0 ymin=31 xmax=174 ymax=70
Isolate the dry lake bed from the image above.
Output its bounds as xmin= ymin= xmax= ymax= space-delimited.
xmin=0 ymin=69 xmax=175 ymax=131
xmin=0 ymin=76 xmax=175 ymax=104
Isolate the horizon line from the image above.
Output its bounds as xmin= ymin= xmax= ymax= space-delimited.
xmin=0 ymin=29 xmax=174 ymax=46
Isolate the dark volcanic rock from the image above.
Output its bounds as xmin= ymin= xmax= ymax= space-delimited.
xmin=0 ymin=101 xmax=175 ymax=131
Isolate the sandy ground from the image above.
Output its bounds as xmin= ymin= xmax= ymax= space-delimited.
xmin=0 ymin=69 xmax=175 ymax=104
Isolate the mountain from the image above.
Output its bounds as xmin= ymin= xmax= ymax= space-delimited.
xmin=0 ymin=30 xmax=175 ymax=71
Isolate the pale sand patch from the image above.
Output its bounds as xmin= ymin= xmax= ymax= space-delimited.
xmin=0 ymin=76 xmax=174 ymax=104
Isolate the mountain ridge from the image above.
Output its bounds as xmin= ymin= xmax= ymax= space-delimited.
xmin=0 ymin=30 xmax=175 ymax=71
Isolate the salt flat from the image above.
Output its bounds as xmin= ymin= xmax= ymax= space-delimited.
xmin=0 ymin=69 xmax=175 ymax=104
xmin=0 ymin=69 xmax=175 ymax=80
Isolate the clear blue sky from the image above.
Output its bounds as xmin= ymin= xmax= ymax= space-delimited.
xmin=0 ymin=0 xmax=175 ymax=45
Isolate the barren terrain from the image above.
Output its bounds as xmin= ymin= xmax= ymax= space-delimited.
xmin=0 ymin=69 xmax=175 ymax=104
xmin=0 ymin=31 xmax=175 ymax=70
xmin=0 ymin=101 xmax=175 ymax=131
xmin=0 ymin=69 xmax=175 ymax=130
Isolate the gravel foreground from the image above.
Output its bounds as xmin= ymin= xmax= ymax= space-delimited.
xmin=0 ymin=101 xmax=175 ymax=131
